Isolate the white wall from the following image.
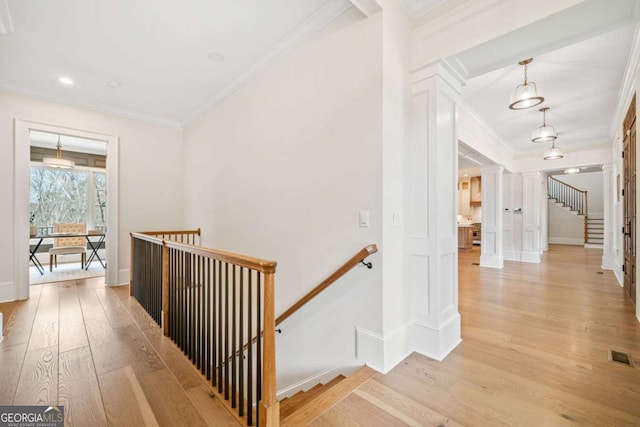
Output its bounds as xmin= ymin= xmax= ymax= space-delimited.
xmin=380 ymin=0 xmax=411 ymax=365
xmin=548 ymin=201 xmax=584 ymax=245
xmin=553 ymin=171 xmax=604 ymax=216
xmin=0 ymin=90 xmax=185 ymax=299
xmin=182 ymin=8 xmax=383 ymax=392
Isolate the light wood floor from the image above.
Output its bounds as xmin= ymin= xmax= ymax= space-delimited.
xmin=312 ymin=245 xmax=640 ymax=426
xmin=0 ymin=277 xmax=240 ymax=427
xmin=2 ymin=245 xmax=639 ymax=426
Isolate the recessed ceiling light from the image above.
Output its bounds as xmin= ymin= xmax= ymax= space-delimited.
xmin=207 ymin=51 xmax=224 ymax=62
xmin=106 ymin=80 xmax=121 ymax=88
xmin=58 ymin=76 xmax=74 ymax=86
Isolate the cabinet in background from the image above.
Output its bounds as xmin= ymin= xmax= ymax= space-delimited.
xmin=458 ymin=179 xmax=471 ymax=215
xmin=470 ymin=176 xmax=482 ymax=206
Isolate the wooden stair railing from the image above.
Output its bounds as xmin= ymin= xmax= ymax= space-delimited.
xmin=547 ymin=176 xmax=588 ymax=217
xmin=547 ymin=176 xmax=591 ymax=243
xmin=276 ymin=244 xmax=377 ymax=327
xmin=130 ymin=230 xmax=278 ymax=427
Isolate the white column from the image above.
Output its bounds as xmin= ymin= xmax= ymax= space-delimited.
xmin=541 ymin=173 xmax=549 ymax=252
xmin=480 ymin=165 xmax=503 ymax=268
xmin=408 ymin=59 xmax=462 ymax=360
xmin=521 ymin=172 xmax=543 ymax=263
xmin=602 ymin=164 xmax=615 ymax=269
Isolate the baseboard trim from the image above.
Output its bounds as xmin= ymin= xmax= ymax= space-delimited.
xmin=479 ymin=254 xmax=503 ymax=269
xmin=116 ymin=269 xmax=130 ymax=287
xmin=520 ymin=251 xmax=541 ymax=263
xmin=275 ymin=359 xmax=361 ymax=400
xmin=356 ymin=322 xmax=413 ymax=374
xmin=413 ymin=313 xmax=461 ymax=361
xmin=549 ymin=237 xmax=584 ymax=245
xmin=0 ymin=282 xmax=16 ymax=303
xmin=503 ymin=250 xmax=520 ymax=262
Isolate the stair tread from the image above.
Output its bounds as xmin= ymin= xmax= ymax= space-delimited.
xmin=281 ymin=366 xmax=377 ymax=426
xmin=279 ymin=375 xmax=346 ymax=419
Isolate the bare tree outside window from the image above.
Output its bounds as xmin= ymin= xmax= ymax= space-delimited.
xmin=30 ymin=167 xmax=105 ymax=232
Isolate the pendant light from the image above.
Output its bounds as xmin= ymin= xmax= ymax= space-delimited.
xmin=43 ymin=135 xmax=75 ymax=169
xmin=509 ymin=58 xmax=544 ymax=110
xmin=543 ymin=140 xmax=563 ymax=160
xmin=531 ymin=107 xmax=557 ymax=143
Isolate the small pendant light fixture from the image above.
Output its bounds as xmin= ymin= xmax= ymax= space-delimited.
xmin=43 ymin=135 xmax=75 ymax=169
xmin=543 ymin=139 xmax=563 ymax=160
xmin=509 ymin=58 xmax=545 ymax=110
xmin=532 ymin=107 xmax=557 ymax=143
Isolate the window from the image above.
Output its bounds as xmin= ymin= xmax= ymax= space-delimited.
xmin=30 ymin=166 xmax=106 ymax=232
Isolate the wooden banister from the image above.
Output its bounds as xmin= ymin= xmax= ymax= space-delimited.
xmin=130 ymin=232 xmax=276 ymax=274
xmin=548 ymin=176 xmax=587 ymax=194
xmin=275 ymin=244 xmax=377 ymax=326
xmin=139 ymin=228 xmax=201 ymax=236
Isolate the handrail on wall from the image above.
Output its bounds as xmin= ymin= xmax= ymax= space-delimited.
xmin=275 ymin=244 xmax=377 ymax=326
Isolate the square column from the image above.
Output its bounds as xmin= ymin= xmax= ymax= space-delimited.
xmin=408 ymin=60 xmax=462 ymax=360
xmin=480 ymin=165 xmax=504 ymax=268
xmin=602 ymin=164 xmax=615 ymax=269
xmin=521 ymin=172 xmax=543 ymax=263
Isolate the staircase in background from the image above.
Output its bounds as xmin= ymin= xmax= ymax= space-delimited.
xmin=547 ymin=176 xmax=602 ymax=246
xmin=585 ymin=217 xmax=604 ymax=245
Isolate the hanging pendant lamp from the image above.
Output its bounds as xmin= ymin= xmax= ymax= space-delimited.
xmin=43 ymin=135 xmax=75 ymax=169
xmin=509 ymin=58 xmax=544 ymax=110
xmin=543 ymin=139 xmax=563 ymax=160
xmin=531 ymin=107 xmax=557 ymax=143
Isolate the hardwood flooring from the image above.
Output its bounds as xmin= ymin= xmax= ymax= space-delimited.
xmin=2 ymin=244 xmax=639 ymax=426
xmin=313 ymin=245 xmax=640 ymax=426
xmin=0 ymin=277 xmax=240 ymax=427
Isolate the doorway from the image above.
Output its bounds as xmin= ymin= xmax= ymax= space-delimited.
xmin=623 ymin=95 xmax=636 ymax=304
xmin=28 ymin=131 xmax=108 ymax=285
xmin=14 ymin=120 xmax=119 ymax=301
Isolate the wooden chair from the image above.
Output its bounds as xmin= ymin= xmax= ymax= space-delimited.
xmin=49 ymin=223 xmax=87 ymax=271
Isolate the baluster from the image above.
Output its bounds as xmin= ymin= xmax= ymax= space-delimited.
xmin=247 ymin=270 xmax=253 ymax=426
xmin=256 ymin=273 xmax=262 ymax=427
xmin=232 ymin=265 xmax=237 ymax=409
xmin=239 ymin=267 xmax=245 ymax=417
xmin=218 ymin=260 xmax=223 ymax=393
xmin=224 ymin=262 xmax=230 ymax=400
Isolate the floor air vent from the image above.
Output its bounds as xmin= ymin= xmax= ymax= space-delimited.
xmin=471 ymin=262 xmax=480 ymax=266
xmin=608 ymin=350 xmax=634 ymax=367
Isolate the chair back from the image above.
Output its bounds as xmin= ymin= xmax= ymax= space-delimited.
xmin=53 ymin=223 xmax=86 ymax=247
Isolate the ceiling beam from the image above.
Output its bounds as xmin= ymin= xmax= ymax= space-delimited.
xmin=349 ymin=0 xmax=382 ymax=17
xmin=0 ymin=0 xmax=14 ymax=34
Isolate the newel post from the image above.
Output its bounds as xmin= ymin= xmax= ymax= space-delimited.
xmin=162 ymin=242 xmax=169 ymax=336
xmin=259 ymin=271 xmax=279 ymax=427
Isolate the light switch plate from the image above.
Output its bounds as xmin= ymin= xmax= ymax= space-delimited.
xmin=359 ymin=210 xmax=370 ymax=228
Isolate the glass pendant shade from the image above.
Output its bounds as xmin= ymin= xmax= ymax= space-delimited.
xmin=509 ymin=58 xmax=544 ymax=110
xmin=43 ymin=136 xmax=75 ymax=169
xmin=532 ymin=124 xmax=557 ymax=143
xmin=509 ymin=82 xmax=544 ymax=110
xmin=531 ymin=107 xmax=557 ymax=143
xmin=543 ymin=142 xmax=563 ymax=160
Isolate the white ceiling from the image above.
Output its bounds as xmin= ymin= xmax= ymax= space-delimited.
xmin=2 ymin=0 xmax=639 ymax=164
xmin=455 ymin=0 xmax=640 ymax=161
xmin=0 ymin=0 xmax=353 ymax=125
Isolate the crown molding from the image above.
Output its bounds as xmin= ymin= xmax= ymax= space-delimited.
xmin=0 ymin=83 xmax=182 ymax=128
xmin=457 ymin=99 xmax=514 ymax=156
xmin=610 ymin=22 xmax=640 ymax=139
xmin=183 ymin=0 xmax=353 ymax=126
xmin=0 ymin=0 xmax=14 ymax=34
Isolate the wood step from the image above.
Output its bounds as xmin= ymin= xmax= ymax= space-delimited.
xmin=281 ymin=366 xmax=377 ymax=426
xmin=279 ymin=375 xmax=345 ymax=420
